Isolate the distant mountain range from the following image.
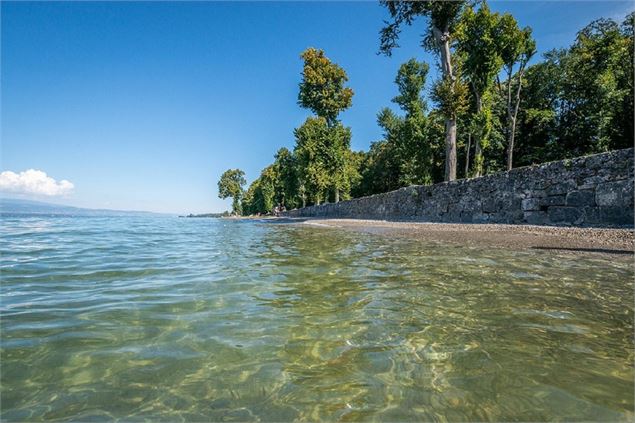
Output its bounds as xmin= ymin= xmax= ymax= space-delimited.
xmin=0 ymin=198 xmax=163 ymax=216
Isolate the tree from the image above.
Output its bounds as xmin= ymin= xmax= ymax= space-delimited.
xmin=298 ymin=48 xmax=354 ymax=128
xmin=255 ymin=165 xmax=278 ymax=214
xmin=368 ymin=59 xmax=439 ymax=189
xmin=393 ymin=59 xmax=434 ymax=184
xmin=217 ymin=169 xmax=246 ymax=215
xmin=293 ymin=117 xmax=333 ymax=205
xmin=356 ymin=140 xmax=401 ymax=197
xmin=356 ymin=110 xmax=404 ymax=196
xmin=456 ymin=2 xmax=505 ymax=177
xmin=273 ymin=147 xmax=300 ymax=209
xmin=297 ymin=48 xmax=355 ymax=202
xmin=293 ymin=117 xmax=354 ymax=205
xmin=510 ymin=14 xmax=634 ymax=165
xmin=512 ymin=49 xmax=564 ymax=166
xmin=380 ymin=0 xmax=467 ymax=181
xmin=617 ymin=12 xmax=634 ymax=151
xmin=241 ymin=165 xmax=279 ymax=215
xmin=560 ymin=16 xmax=633 ymax=153
xmin=497 ymin=13 xmax=536 ymax=170
xmin=431 ymin=58 xmax=469 ymax=175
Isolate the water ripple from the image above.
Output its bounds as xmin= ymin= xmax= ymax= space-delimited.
xmin=0 ymin=215 xmax=633 ymax=421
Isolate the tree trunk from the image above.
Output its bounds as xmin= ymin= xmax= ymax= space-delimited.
xmin=504 ymin=66 xmax=514 ymax=171
xmin=465 ymin=133 xmax=471 ymax=178
xmin=433 ymin=27 xmax=454 ymax=76
xmin=473 ymin=93 xmax=483 ymax=177
xmin=444 ymin=119 xmax=457 ymax=181
xmin=506 ymin=117 xmax=517 ymax=171
xmin=433 ymin=26 xmax=456 ymax=182
xmin=335 ymin=188 xmax=340 ymax=203
xmin=506 ymin=67 xmax=525 ymax=171
xmin=474 ymin=142 xmax=482 ymax=177
xmin=232 ymin=197 xmax=240 ymax=216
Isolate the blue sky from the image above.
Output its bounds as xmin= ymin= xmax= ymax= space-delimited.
xmin=2 ymin=1 xmax=632 ymax=214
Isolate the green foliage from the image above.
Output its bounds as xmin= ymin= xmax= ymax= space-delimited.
xmin=457 ymin=3 xmax=504 ymax=97
xmin=379 ymin=1 xmax=466 ymax=56
xmin=498 ymin=15 xmax=536 ymax=72
xmin=273 ymin=147 xmax=300 ymax=209
xmin=221 ymin=10 xmax=634 ymax=213
xmin=295 ymin=47 xmax=357 ymax=204
xmin=298 ymin=48 xmax=354 ymax=127
xmin=393 ymin=59 xmax=429 ymax=112
xmin=357 ymin=59 xmax=447 ymax=196
xmin=391 ymin=59 xmax=435 ymax=185
xmin=217 ymin=169 xmax=246 ymax=215
xmin=558 ymin=16 xmax=633 ymax=153
xmin=456 ymin=2 xmax=508 ymax=176
xmin=431 ymin=72 xmax=469 ymax=119
xmin=355 ymin=139 xmax=402 ymax=196
xmin=293 ymin=117 xmax=353 ymax=205
xmin=512 ymin=14 xmax=634 ymax=165
xmin=495 ymin=11 xmax=536 ymax=170
xmin=241 ymin=165 xmax=280 ymax=215
xmin=379 ymin=0 xmax=468 ymax=182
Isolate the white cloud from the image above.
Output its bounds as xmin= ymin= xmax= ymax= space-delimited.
xmin=0 ymin=169 xmax=74 ymax=197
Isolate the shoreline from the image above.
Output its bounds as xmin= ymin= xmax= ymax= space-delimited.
xmin=289 ymin=218 xmax=634 ymax=256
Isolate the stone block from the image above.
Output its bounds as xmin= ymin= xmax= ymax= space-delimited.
xmin=472 ymin=213 xmax=490 ymax=223
xmin=596 ymin=181 xmax=624 ymax=206
xmin=548 ymin=206 xmax=583 ymax=224
xmin=524 ymin=211 xmax=547 ymax=225
xmin=582 ymin=207 xmax=600 ymax=224
xmin=599 ymin=206 xmax=634 ymax=226
xmin=540 ymin=196 xmax=566 ymax=207
xmin=522 ymin=198 xmax=541 ymax=211
xmin=566 ymin=190 xmax=595 ymax=207
xmin=623 ymin=181 xmax=634 ymax=208
xmin=482 ymin=197 xmax=498 ymax=213
xmin=546 ymin=180 xmax=575 ymax=196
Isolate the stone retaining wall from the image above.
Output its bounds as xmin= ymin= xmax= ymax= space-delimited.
xmin=282 ymin=148 xmax=634 ymax=227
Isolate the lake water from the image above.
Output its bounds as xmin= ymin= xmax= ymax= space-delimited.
xmin=1 ymin=215 xmax=633 ymax=421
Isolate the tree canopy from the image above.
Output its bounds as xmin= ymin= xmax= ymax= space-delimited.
xmin=217 ymin=5 xmax=633 ymax=216
xmin=298 ymin=48 xmax=354 ymax=127
xmin=217 ymin=168 xmax=246 ymax=215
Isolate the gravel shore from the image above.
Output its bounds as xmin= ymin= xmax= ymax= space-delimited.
xmin=297 ymin=218 xmax=634 ymax=256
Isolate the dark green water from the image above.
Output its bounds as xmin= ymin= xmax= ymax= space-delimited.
xmin=1 ymin=215 xmax=633 ymax=421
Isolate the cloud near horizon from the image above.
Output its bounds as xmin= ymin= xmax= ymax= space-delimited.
xmin=0 ymin=169 xmax=74 ymax=197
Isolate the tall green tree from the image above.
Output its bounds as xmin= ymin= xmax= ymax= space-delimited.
xmin=297 ymin=48 xmax=355 ymax=203
xmin=380 ymin=0 xmax=467 ymax=181
xmin=512 ymin=49 xmax=564 ymax=166
xmin=393 ymin=59 xmax=434 ymax=184
xmin=512 ymin=14 xmax=633 ymax=165
xmin=456 ymin=2 xmax=505 ymax=177
xmin=298 ymin=48 xmax=354 ymax=128
xmin=356 ymin=111 xmax=404 ymax=196
xmin=293 ymin=117 xmax=354 ymax=205
xmin=217 ymin=169 xmax=246 ymax=215
xmin=370 ymin=59 xmax=438 ymax=188
xmin=273 ymin=147 xmax=300 ymax=209
xmin=559 ymin=16 xmax=633 ymax=154
xmin=497 ymin=13 xmax=536 ymax=170
xmin=241 ymin=165 xmax=279 ymax=215
xmin=293 ymin=117 xmax=334 ymax=205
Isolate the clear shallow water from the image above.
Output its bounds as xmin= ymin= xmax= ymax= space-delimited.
xmin=1 ymin=215 xmax=633 ymax=422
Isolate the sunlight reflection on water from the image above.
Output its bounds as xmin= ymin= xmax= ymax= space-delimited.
xmin=1 ymin=215 xmax=633 ymax=421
